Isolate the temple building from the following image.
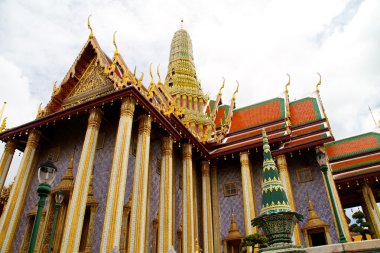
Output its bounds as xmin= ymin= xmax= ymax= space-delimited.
xmin=0 ymin=20 xmax=379 ymax=253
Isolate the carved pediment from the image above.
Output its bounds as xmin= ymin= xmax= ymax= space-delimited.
xmin=62 ymin=58 xmax=114 ymax=108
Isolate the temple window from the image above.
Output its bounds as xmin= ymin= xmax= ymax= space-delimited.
xmin=296 ymin=167 xmax=313 ymax=183
xmin=223 ymin=182 xmax=238 ymax=197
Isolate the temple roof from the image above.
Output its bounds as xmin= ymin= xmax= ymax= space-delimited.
xmin=0 ymin=25 xmax=335 ymax=159
xmin=326 ymin=132 xmax=380 ymax=179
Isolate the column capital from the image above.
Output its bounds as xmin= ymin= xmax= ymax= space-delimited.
xmin=201 ymin=160 xmax=210 ymax=175
xmin=138 ymin=114 xmax=152 ymax=135
xmin=120 ymin=97 xmax=136 ymax=117
xmin=276 ymin=154 xmax=287 ymax=168
xmin=28 ymin=130 xmax=41 ymax=149
xmin=88 ymin=108 xmax=103 ymax=129
xmin=183 ymin=143 xmax=192 ymax=159
xmin=240 ymin=151 xmax=249 ymax=166
xmin=4 ymin=140 xmax=17 ymax=153
xmin=161 ymin=136 xmax=173 ymax=155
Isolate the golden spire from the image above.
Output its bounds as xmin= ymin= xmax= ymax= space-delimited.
xmin=180 ymin=19 xmax=184 ymax=29
xmin=285 ymin=73 xmax=290 ymax=93
xmin=0 ymin=117 xmax=7 ymax=133
xmin=37 ymin=103 xmax=43 ymax=118
xmin=226 ymin=208 xmax=243 ymax=239
xmin=303 ymin=194 xmax=328 ymax=229
xmin=219 ymin=77 xmax=225 ymax=95
xmin=0 ymin=101 xmax=6 ymax=123
xmin=149 ymin=63 xmax=154 ymax=85
xmin=113 ymin=31 xmax=119 ymax=55
xmin=232 ymin=81 xmax=239 ymax=101
xmin=316 ymin=72 xmax=322 ymax=92
xmin=133 ymin=66 xmax=136 ymax=77
xmin=157 ymin=64 xmax=162 ymax=84
xmin=88 ymin=15 xmax=94 ymax=38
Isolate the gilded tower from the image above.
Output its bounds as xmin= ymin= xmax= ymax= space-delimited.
xmin=164 ymin=22 xmax=214 ymax=140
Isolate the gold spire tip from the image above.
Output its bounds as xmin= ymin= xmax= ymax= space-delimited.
xmin=180 ymin=19 xmax=184 ymax=29
xmin=285 ymin=73 xmax=290 ymax=91
xmin=157 ymin=64 xmax=162 ymax=83
xmin=133 ymin=66 xmax=136 ymax=76
xmin=88 ymin=15 xmax=94 ymax=38
xmin=316 ymin=72 xmax=322 ymax=91
xmin=149 ymin=63 xmax=154 ymax=84
xmin=113 ymin=31 xmax=119 ymax=55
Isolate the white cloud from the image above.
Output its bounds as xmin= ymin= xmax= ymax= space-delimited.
xmin=0 ymin=0 xmax=380 ymax=185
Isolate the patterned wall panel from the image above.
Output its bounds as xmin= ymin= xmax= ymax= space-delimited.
xmin=286 ymin=151 xmax=338 ymax=244
xmin=12 ymin=117 xmax=88 ymax=252
xmin=91 ymin=120 xmax=117 ymax=252
xmin=216 ymin=158 xmax=245 ymax=252
xmin=251 ymin=152 xmax=263 ymax=216
xmin=173 ymin=148 xmax=182 ymax=250
xmin=147 ymin=136 xmax=161 ymax=252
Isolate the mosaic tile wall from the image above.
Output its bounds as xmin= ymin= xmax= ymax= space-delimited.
xmin=251 ymin=152 xmax=264 ymax=217
xmin=286 ymin=151 xmax=338 ymax=244
xmin=12 ymin=117 xmax=88 ymax=252
xmin=216 ymin=157 xmax=245 ymax=253
xmin=173 ymin=147 xmax=182 ymax=251
xmin=147 ymin=136 xmax=161 ymax=252
xmin=195 ymin=162 xmax=203 ymax=248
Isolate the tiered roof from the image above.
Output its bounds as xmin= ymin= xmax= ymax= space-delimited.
xmin=0 ymin=24 xmax=334 ymax=159
xmin=326 ymin=132 xmax=380 ymax=180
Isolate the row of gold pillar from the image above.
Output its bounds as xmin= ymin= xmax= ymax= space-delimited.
xmin=0 ymin=96 xmax=378 ymax=252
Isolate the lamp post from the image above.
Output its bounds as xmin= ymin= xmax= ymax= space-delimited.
xmin=316 ymin=150 xmax=347 ymax=243
xmin=47 ymin=191 xmax=64 ymax=253
xmin=27 ymin=158 xmax=57 ymax=253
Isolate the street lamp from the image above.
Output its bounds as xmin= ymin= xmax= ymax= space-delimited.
xmin=47 ymin=191 xmax=64 ymax=253
xmin=27 ymin=158 xmax=57 ymax=253
xmin=316 ymin=150 xmax=347 ymax=243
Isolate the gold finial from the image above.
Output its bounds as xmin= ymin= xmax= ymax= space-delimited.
xmin=88 ymin=15 xmax=94 ymax=38
xmin=232 ymin=81 xmax=239 ymax=100
xmin=218 ymin=77 xmax=225 ymax=95
xmin=52 ymin=81 xmax=58 ymax=94
xmin=157 ymin=64 xmax=162 ymax=84
xmin=285 ymin=73 xmax=290 ymax=92
xmin=180 ymin=19 xmax=184 ymax=29
xmin=0 ymin=117 xmax=7 ymax=133
xmin=113 ymin=31 xmax=119 ymax=55
xmin=37 ymin=103 xmax=43 ymax=118
xmin=0 ymin=101 xmax=6 ymax=123
xmin=368 ymin=106 xmax=378 ymax=127
xmin=133 ymin=66 xmax=136 ymax=77
xmin=149 ymin=63 xmax=154 ymax=84
xmin=316 ymin=72 xmax=322 ymax=92
xmin=195 ymin=238 xmax=201 ymax=253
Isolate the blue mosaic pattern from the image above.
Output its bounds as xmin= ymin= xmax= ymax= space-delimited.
xmin=216 ymin=158 xmax=245 ymax=253
xmin=287 ymin=152 xmax=338 ymax=244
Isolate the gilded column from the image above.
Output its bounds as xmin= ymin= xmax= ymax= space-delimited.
xmin=210 ymin=161 xmax=221 ymax=253
xmin=60 ymin=108 xmax=102 ymax=253
xmin=276 ymin=154 xmax=301 ymax=245
xmin=201 ymin=161 xmax=214 ymax=253
xmin=182 ymin=143 xmax=195 ymax=253
xmin=0 ymin=130 xmax=40 ymax=252
xmin=100 ymin=97 xmax=136 ymax=252
xmin=0 ymin=140 xmax=16 ymax=192
xmin=240 ymin=152 xmax=257 ymax=241
xmin=157 ymin=136 xmax=174 ymax=253
xmin=128 ymin=114 xmax=152 ymax=253
xmin=320 ymin=146 xmax=351 ymax=241
xmin=361 ymin=182 xmax=380 ymax=237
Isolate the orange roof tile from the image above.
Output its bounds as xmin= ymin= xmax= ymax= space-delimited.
xmin=284 ymin=134 xmax=328 ymax=148
xmin=331 ymin=153 xmax=380 ymax=172
xmin=292 ymin=124 xmax=325 ymax=136
xmin=214 ymin=106 xmax=229 ymax=127
xmin=326 ymin=133 xmax=380 ymax=161
xmin=226 ymin=123 xmax=285 ymax=143
xmin=229 ymin=98 xmax=285 ymax=133
xmin=290 ymin=97 xmax=322 ymax=126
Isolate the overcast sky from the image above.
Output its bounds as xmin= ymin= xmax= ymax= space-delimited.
xmin=0 ymin=0 xmax=380 ymax=185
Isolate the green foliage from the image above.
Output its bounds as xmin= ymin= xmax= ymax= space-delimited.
xmin=349 ymin=211 xmax=374 ymax=240
xmin=240 ymin=233 xmax=268 ymax=253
